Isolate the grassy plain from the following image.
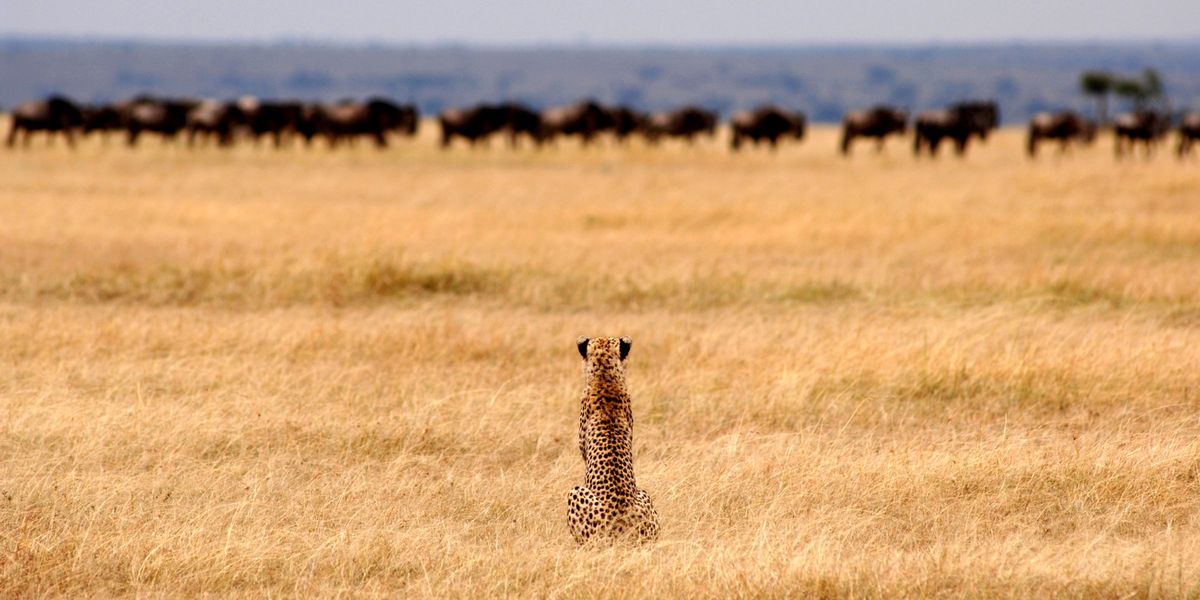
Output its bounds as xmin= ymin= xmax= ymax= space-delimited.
xmin=2 ymin=123 xmax=1200 ymax=597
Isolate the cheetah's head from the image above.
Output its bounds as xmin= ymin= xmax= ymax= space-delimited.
xmin=576 ymin=336 xmax=632 ymax=373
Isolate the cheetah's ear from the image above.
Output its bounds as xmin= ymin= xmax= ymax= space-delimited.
xmin=619 ymin=337 xmax=632 ymax=360
xmin=577 ymin=337 xmax=590 ymax=359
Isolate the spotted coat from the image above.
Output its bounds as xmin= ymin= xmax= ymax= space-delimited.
xmin=567 ymin=336 xmax=659 ymax=544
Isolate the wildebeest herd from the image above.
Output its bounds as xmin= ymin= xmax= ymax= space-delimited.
xmin=7 ymin=95 xmax=418 ymax=149
xmin=436 ymin=100 xmax=719 ymax=148
xmin=6 ymin=94 xmax=1200 ymax=158
xmin=435 ymin=101 xmax=728 ymax=148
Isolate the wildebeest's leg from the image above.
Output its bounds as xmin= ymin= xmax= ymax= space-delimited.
xmin=127 ymin=127 xmax=140 ymax=147
xmin=912 ymin=131 xmax=922 ymax=156
xmin=839 ymin=129 xmax=852 ymax=155
xmin=64 ymin=128 xmax=76 ymax=149
xmin=875 ymin=138 xmax=884 ymax=153
xmin=954 ymin=134 xmax=967 ymax=156
xmin=6 ymin=120 xmax=22 ymax=147
xmin=1026 ymin=130 xmax=1038 ymax=157
xmin=374 ymin=130 xmax=388 ymax=148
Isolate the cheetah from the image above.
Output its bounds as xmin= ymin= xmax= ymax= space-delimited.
xmin=567 ymin=336 xmax=659 ymax=545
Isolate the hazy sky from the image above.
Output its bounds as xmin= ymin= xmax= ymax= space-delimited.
xmin=4 ymin=0 xmax=1199 ymax=45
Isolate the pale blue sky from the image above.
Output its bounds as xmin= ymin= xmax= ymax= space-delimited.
xmin=4 ymin=0 xmax=1199 ymax=45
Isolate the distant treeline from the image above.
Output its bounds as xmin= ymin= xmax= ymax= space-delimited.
xmin=3 ymin=38 xmax=1200 ymax=124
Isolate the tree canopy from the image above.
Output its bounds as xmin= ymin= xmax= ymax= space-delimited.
xmin=1080 ymin=71 xmax=1114 ymax=96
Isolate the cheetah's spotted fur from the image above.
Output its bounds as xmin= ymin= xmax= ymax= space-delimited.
xmin=567 ymin=336 xmax=659 ymax=545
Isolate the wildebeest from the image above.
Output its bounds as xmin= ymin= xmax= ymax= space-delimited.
xmin=439 ymin=104 xmax=508 ymax=147
xmin=644 ymin=106 xmax=718 ymax=145
xmin=7 ymin=95 xmax=84 ymax=147
xmin=913 ymin=101 xmax=999 ymax=157
xmin=1026 ymin=111 xmax=1096 ymax=157
xmin=960 ymin=101 xmax=999 ymax=137
xmin=542 ymin=100 xmax=614 ymax=145
xmin=729 ymin=105 xmax=806 ymax=151
xmin=840 ymin=106 xmax=907 ymax=155
xmin=121 ymin=95 xmax=199 ymax=146
xmin=231 ymin=98 xmax=306 ymax=147
xmin=236 ymin=98 xmax=306 ymax=147
xmin=492 ymin=103 xmax=544 ymax=147
xmin=307 ymin=98 xmax=419 ymax=148
xmin=1176 ymin=113 xmax=1200 ymax=157
xmin=360 ymin=97 xmax=419 ymax=144
xmin=185 ymin=100 xmax=246 ymax=147
xmin=606 ymin=105 xmax=648 ymax=143
xmin=309 ymin=102 xmax=367 ymax=147
xmin=80 ymin=104 xmax=126 ymax=142
xmin=1113 ymin=110 xmax=1170 ymax=157
xmin=438 ymin=102 xmax=546 ymax=148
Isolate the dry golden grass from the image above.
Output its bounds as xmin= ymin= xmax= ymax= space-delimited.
xmin=2 ymin=122 xmax=1200 ymax=597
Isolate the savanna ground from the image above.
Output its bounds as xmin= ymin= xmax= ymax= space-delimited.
xmin=2 ymin=122 xmax=1200 ymax=598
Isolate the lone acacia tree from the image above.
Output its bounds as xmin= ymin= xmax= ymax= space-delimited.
xmin=1114 ymin=78 xmax=1147 ymax=109
xmin=1080 ymin=71 xmax=1114 ymax=124
xmin=1113 ymin=69 xmax=1166 ymax=112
